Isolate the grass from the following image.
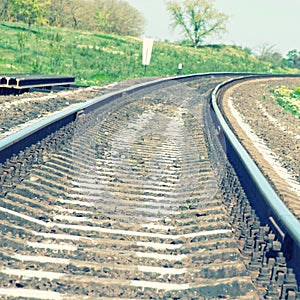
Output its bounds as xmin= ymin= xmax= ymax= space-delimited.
xmin=0 ymin=21 xmax=296 ymax=86
xmin=270 ymin=86 xmax=300 ymax=118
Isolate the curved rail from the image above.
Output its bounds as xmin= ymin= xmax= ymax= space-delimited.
xmin=1 ymin=72 xmax=300 ymax=284
xmin=211 ymin=75 xmax=300 ymax=281
xmin=0 ymin=72 xmax=243 ymax=162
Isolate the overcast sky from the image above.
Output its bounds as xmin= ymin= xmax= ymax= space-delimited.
xmin=125 ymin=0 xmax=300 ymax=56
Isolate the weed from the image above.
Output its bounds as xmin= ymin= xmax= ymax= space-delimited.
xmin=271 ymin=86 xmax=300 ymax=118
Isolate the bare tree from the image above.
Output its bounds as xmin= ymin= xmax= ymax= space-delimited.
xmin=96 ymin=0 xmax=144 ymax=36
xmin=256 ymin=43 xmax=283 ymax=68
xmin=166 ymin=0 xmax=228 ymax=47
xmin=0 ymin=0 xmax=11 ymax=21
xmin=47 ymin=0 xmax=97 ymax=29
xmin=46 ymin=0 xmax=68 ymax=27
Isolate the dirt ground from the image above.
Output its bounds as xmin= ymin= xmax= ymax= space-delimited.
xmin=221 ymin=77 xmax=300 ymax=220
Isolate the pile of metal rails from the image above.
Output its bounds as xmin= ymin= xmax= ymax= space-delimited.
xmin=0 ymin=74 xmax=76 ymax=94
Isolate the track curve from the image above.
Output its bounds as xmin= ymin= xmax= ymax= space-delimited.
xmin=0 ymin=74 xmax=299 ymax=299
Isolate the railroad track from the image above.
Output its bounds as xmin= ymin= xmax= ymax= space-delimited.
xmin=0 ymin=74 xmax=299 ymax=299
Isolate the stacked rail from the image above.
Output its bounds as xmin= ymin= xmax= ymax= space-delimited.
xmin=0 ymin=74 xmax=76 ymax=94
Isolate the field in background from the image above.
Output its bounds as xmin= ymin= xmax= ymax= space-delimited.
xmin=0 ymin=21 xmax=296 ymax=86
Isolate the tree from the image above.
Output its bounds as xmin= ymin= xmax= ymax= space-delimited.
xmin=0 ymin=0 xmax=11 ymax=21
xmin=256 ymin=44 xmax=284 ymax=68
xmin=166 ymin=0 xmax=228 ymax=47
xmin=46 ymin=0 xmax=97 ymax=30
xmin=46 ymin=0 xmax=70 ymax=27
xmin=9 ymin=0 xmax=49 ymax=28
xmin=286 ymin=49 xmax=300 ymax=69
xmin=63 ymin=0 xmax=95 ymax=29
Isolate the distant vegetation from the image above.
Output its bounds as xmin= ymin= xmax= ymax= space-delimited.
xmin=285 ymin=49 xmax=300 ymax=69
xmin=0 ymin=21 xmax=298 ymax=86
xmin=255 ymin=44 xmax=300 ymax=71
xmin=0 ymin=0 xmax=144 ymax=36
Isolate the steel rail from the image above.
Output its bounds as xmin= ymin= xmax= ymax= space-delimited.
xmin=211 ymin=75 xmax=300 ymax=281
xmin=0 ymin=74 xmax=75 ymax=90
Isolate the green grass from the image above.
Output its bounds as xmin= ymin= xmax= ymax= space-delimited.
xmin=270 ymin=86 xmax=300 ymax=118
xmin=0 ymin=21 xmax=295 ymax=86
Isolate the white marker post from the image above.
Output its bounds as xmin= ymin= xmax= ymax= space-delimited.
xmin=177 ymin=63 xmax=183 ymax=75
xmin=142 ymin=38 xmax=153 ymax=73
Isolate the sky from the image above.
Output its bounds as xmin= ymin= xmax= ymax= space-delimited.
xmin=125 ymin=0 xmax=300 ymax=56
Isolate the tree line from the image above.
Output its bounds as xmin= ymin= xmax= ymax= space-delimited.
xmin=0 ymin=0 xmax=229 ymax=46
xmin=0 ymin=0 xmax=145 ymax=36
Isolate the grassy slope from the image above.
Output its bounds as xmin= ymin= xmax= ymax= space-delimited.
xmin=0 ymin=21 xmax=293 ymax=86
